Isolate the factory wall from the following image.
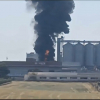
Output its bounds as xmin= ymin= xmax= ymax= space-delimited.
xmin=7 ymin=66 xmax=71 ymax=77
xmin=7 ymin=66 xmax=80 ymax=77
xmin=25 ymin=72 xmax=100 ymax=82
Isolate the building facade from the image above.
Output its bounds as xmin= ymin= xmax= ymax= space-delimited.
xmin=0 ymin=60 xmax=81 ymax=79
xmin=26 ymin=52 xmax=39 ymax=61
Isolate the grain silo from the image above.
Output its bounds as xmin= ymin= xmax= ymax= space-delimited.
xmin=63 ymin=42 xmax=74 ymax=62
xmin=85 ymin=42 xmax=95 ymax=68
xmin=95 ymin=43 xmax=100 ymax=68
xmin=74 ymin=42 xmax=85 ymax=66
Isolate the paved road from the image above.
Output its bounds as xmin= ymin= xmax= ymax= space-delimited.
xmin=0 ymin=81 xmax=100 ymax=99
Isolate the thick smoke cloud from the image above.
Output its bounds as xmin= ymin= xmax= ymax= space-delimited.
xmin=27 ymin=0 xmax=75 ymax=61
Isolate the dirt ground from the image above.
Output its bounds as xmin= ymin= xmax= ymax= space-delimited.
xmin=0 ymin=81 xmax=100 ymax=99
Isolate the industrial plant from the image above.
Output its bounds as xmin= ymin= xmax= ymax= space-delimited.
xmin=22 ymin=38 xmax=100 ymax=82
xmin=1 ymin=38 xmax=100 ymax=82
xmin=57 ymin=37 xmax=100 ymax=70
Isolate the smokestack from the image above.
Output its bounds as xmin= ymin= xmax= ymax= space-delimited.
xmin=26 ymin=0 xmax=75 ymax=61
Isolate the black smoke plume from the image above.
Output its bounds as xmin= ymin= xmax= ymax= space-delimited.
xmin=27 ymin=0 xmax=75 ymax=61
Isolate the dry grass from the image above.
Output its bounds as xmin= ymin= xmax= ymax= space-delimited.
xmin=0 ymin=81 xmax=100 ymax=99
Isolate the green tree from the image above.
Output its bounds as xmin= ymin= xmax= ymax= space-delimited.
xmin=0 ymin=62 xmax=10 ymax=78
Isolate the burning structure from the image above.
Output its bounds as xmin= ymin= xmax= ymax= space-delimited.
xmin=27 ymin=0 xmax=75 ymax=61
xmin=45 ymin=50 xmax=50 ymax=61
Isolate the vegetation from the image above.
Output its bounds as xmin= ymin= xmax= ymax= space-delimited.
xmin=0 ymin=62 xmax=11 ymax=85
xmin=0 ymin=66 xmax=10 ymax=78
xmin=0 ymin=62 xmax=10 ymax=78
xmin=0 ymin=78 xmax=12 ymax=85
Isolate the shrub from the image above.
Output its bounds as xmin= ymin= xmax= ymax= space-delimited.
xmin=0 ymin=63 xmax=10 ymax=78
xmin=0 ymin=78 xmax=12 ymax=85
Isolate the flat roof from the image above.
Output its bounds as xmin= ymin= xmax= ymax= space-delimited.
xmin=0 ymin=61 xmax=81 ymax=68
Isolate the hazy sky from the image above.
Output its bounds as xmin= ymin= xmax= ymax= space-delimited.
xmin=0 ymin=1 xmax=100 ymax=61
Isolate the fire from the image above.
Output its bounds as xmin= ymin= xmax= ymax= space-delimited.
xmin=45 ymin=50 xmax=49 ymax=56
xmin=45 ymin=58 xmax=47 ymax=61
xmin=45 ymin=50 xmax=49 ymax=61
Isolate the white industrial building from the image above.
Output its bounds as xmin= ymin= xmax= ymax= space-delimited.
xmin=25 ymin=71 xmax=100 ymax=82
xmin=26 ymin=52 xmax=39 ymax=61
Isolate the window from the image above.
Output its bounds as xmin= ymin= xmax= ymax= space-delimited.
xmin=49 ymin=77 xmax=57 ymax=79
xmin=30 ymin=76 xmax=36 ymax=79
xmin=60 ymin=77 xmax=67 ymax=79
xmin=91 ymin=77 xmax=98 ymax=79
xmin=70 ymin=77 xmax=77 ymax=79
xmin=80 ymin=77 xmax=87 ymax=79
xmin=40 ymin=77 xmax=47 ymax=79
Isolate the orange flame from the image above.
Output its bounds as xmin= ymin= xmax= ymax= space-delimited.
xmin=45 ymin=50 xmax=49 ymax=61
xmin=45 ymin=50 xmax=49 ymax=56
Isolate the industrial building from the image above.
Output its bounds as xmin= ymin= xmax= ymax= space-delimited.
xmin=24 ymin=72 xmax=100 ymax=82
xmin=26 ymin=52 xmax=39 ymax=61
xmin=2 ymin=60 xmax=81 ymax=80
xmin=57 ymin=38 xmax=100 ymax=70
xmin=1 ymin=39 xmax=100 ymax=81
xmin=0 ymin=52 xmax=81 ymax=80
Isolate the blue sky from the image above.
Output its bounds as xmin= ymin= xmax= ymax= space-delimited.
xmin=0 ymin=1 xmax=100 ymax=61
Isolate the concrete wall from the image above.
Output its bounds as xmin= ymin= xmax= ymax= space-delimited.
xmin=8 ymin=66 xmax=64 ymax=77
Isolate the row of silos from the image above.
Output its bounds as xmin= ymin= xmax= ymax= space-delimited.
xmin=63 ymin=42 xmax=100 ymax=68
